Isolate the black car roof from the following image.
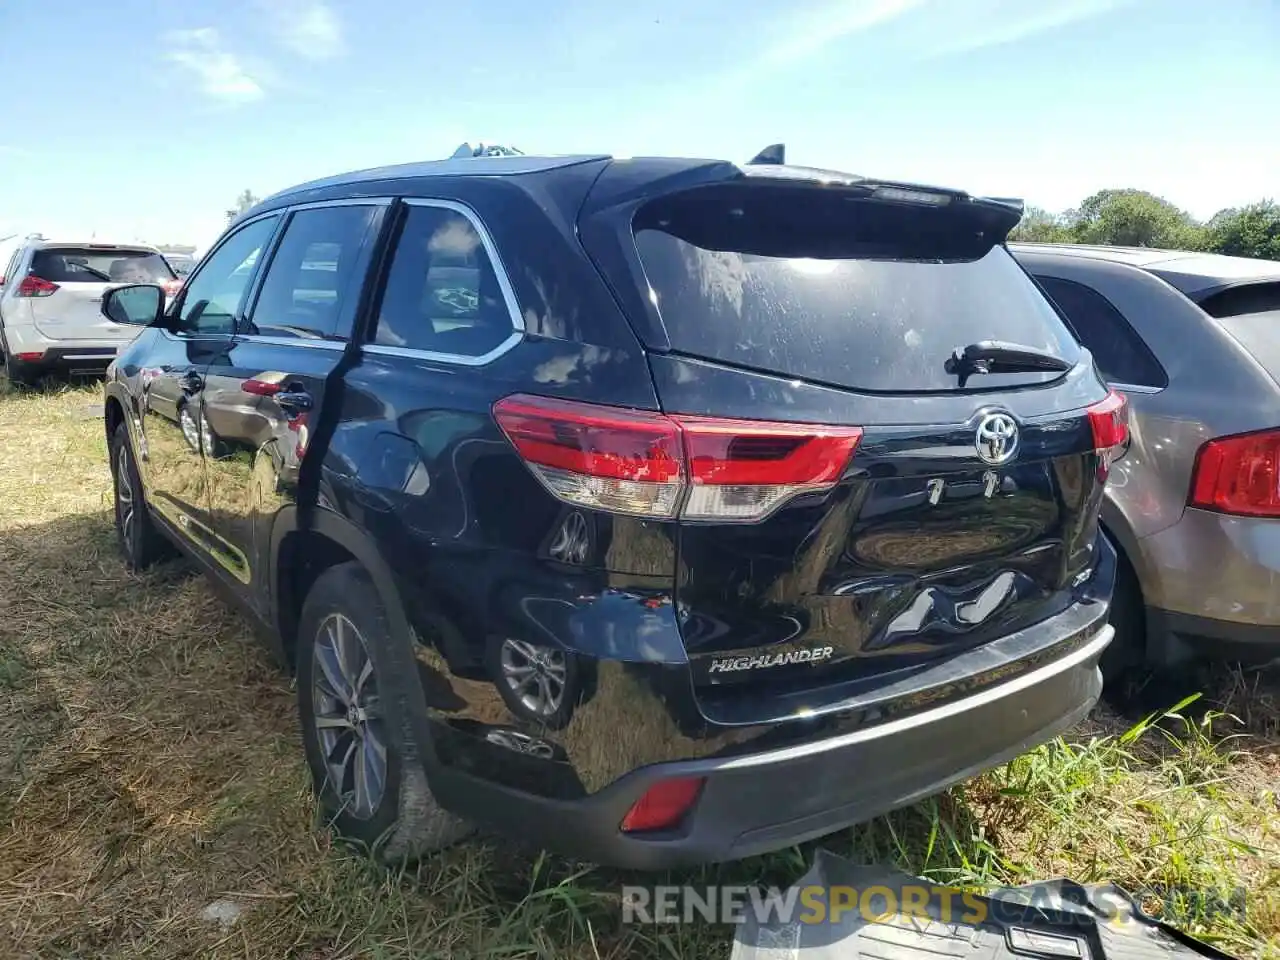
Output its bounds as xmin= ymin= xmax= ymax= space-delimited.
xmin=253 ymin=154 xmax=610 ymax=211
xmin=1011 ymin=242 xmax=1280 ymax=298
xmin=251 ymin=153 xmax=1024 ymax=225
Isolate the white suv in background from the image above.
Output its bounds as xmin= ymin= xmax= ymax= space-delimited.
xmin=0 ymin=238 xmax=179 ymax=384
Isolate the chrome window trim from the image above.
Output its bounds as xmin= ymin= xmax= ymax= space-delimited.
xmin=231 ymin=334 xmax=346 ymax=351
xmin=361 ymin=197 xmax=525 ymax=368
xmin=283 ymin=197 xmax=395 ymax=212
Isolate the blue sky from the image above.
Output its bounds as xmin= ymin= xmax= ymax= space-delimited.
xmin=1 ymin=0 xmax=1277 ymax=254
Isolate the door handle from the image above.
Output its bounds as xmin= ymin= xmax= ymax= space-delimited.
xmin=276 ymin=389 xmax=313 ymax=414
xmin=182 ymin=370 xmax=204 ymax=392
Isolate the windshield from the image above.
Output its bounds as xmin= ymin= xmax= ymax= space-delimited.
xmin=633 ymin=187 xmax=1080 ymax=393
xmin=31 ymin=248 xmax=176 ymax=284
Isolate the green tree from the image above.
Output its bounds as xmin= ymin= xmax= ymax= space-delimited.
xmin=1205 ymin=201 xmax=1280 ymax=261
xmin=225 ymin=189 xmax=261 ymax=223
xmin=1066 ymin=188 xmax=1206 ymax=250
xmin=1008 ymin=206 xmax=1071 ymax=243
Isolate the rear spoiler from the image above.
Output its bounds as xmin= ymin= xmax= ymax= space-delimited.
xmin=743 ymin=142 xmax=1024 ymax=215
xmin=581 ymin=154 xmax=1025 ymax=238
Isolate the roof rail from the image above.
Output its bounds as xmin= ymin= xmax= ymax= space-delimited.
xmin=747 ymin=143 xmax=786 ymax=165
xmin=450 ymin=142 xmax=526 ymax=159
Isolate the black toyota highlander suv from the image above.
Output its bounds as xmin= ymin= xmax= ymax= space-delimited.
xmin=100 ymin=148 xmax=1126 ymax=867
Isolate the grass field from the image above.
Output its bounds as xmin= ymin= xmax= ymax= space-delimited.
xmin=0 ymin=379 xmax=1277 ymax=959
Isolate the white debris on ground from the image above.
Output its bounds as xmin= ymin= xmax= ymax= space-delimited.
xmin=199 ymin=899 xmax=246 ymax=929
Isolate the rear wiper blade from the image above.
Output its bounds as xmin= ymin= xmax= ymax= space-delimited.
xmin=945 ymin=340 xmax=1071 ymax=387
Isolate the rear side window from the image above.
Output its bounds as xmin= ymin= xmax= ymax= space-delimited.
xmin=1036 ymin=276 xmax=1166 ymax=388
xmin=631 ymin=186 xmax=1080 ymax=393
xmin=371 ymin=204 xmax=517 ymax=359
xmin=31 ymin=247 xmax=174 ymax=284
xmin=246 ymin=205 xmax=378 ymax=340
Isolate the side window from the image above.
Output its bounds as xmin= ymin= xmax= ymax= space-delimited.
xmin=371 ymin=204 xmax=517 ymax=358
xmin=1 ymin=248 xmax=20 ymax=288
xmin=176 ymin=216 xmax=278 ymax=335
xmin=1037 ymin=275 xmax=1167 ymax=388
xmin=246 ymin=205 xmax=378 ymax=340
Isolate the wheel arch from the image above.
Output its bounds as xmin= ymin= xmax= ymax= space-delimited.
xmin=104 ymin=385 xmax=129 ymax=443
xmin=271 ymin=506 xmax=444 ymax=769
xmin=1099 ymin=496 xmax=1149 ymax=597
xmin=1099 ymin=498 xmax=1151 ymax=668
xmin=271 ymin=507 xmax=384 ymax=663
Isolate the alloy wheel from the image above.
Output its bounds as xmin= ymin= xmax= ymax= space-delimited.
xmin=499 ymin=638 xmax=567 ymax=718
xmin=179 ymin=405 xmax=200 ymax=452
xmin=311 ymin=613 xmax=388 ymax=820
xmin=115 ymin=445 xmax=135 ymax=556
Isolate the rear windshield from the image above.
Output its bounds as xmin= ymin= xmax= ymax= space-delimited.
xmin=632 ymin=186 xmax=1080 ymax=392
xmin=167 ymin=255 xmax=197 ymax=276
xmin=32 ymin=248 xmax=175 ymax=284
xmin=1196 ymin=282 xmax=1280 ymax=319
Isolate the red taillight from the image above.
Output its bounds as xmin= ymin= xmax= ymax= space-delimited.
xmin=15 ymin=275 xmax=58 ymax=298
xmin=1087 ymin=390 xmax=1129 ymax=450
xmin=161 ymin=278 xmax=183 ymax=297
xmin=676 ymin=416 xmax=863 ymax=521
xmin=619 ymin=776 xmax=705 ymax=833
xmin=492 ymin=394 xmax=863 ymax=522
xmin=492 ymin=395 xmax=683 ymax=517
xmin=1086 ymin=389 xmax=1130 ymax=480
xmin=241 ymin=378 xmax=282 ymax=396
xmin=1189 ymin=429 xmax=1280 ymax=517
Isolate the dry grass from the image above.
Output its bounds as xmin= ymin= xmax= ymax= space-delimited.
xmin=0 ymin=379 xmax=1277 ymax=959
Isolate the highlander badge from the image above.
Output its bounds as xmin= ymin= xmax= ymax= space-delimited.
xmin=708 ymin=646 xmax=834 ymax=674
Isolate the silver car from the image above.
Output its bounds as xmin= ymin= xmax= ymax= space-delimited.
xmin=1013 ymin=243 xmax=1280 ymax=670
xmin=0 ymin=238 xmax=179 ymax=383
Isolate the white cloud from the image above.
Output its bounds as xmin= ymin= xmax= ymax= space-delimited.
xmin=684 ymin=0 xmax=924 ymax=105
xmin=165 ymin=28 xmax=264 ymax=102
xmin=260 ymin=0 xmax=344 ymax=60
xmin=746 ymin=0 xmax=1140 ymax=77
xmin=917 ymin=0 xmax=1140 ymax=58
xmin=761 ymin=0 xmax=926 ymax=68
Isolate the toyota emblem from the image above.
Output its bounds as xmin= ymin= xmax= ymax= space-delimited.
xmin=975 ymin=412 xmax=1019 ymax=465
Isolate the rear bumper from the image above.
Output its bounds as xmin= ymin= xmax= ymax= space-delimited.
xmin=430 ymin=623 xmax=1111 ymax=868
xmin=2 ymin=323 xmax=121 ymax=374
xmin=1136 ymin=507 xmax=1280 ymax=664
xmin=1147 ymin=608 xmax=1280 ymax=666
xmin=28 ymin=346 xmax=118 ymax=372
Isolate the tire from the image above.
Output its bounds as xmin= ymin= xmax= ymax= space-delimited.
xmin=1101 ymin=543 xmax=1146 ymax=683
xmin=3 ymin=348 xmax=36 ymax=387
xmin=296 ymin=561 xmax=472 ymax=861
xmin=110 ymin=423 xmax=172 ymax=570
